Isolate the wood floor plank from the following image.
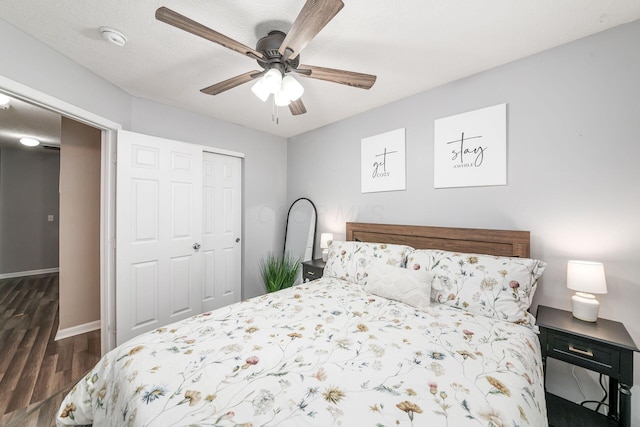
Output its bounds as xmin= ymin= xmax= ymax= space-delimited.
xmin=5 ymin=324 xmax=51 ymax=413
xmin=30 ymin=355 xmax=58 ymax=404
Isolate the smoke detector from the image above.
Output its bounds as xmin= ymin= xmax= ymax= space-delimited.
xmin=100 ymin=27 xmax=127 ymax=47
xmin=0 ymin=93 xmax=10 ymax=110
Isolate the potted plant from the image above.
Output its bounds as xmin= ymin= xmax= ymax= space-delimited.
xmin=259 ymin=252 xmax=301 ymax=293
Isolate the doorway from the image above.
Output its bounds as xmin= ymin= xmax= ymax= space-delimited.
xmin=0 ymin=74 xmax=119 ymax=354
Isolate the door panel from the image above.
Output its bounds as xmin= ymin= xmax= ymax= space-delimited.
xmin=202 ymin=152 xmax=242 ymax=311
xmin=116 ymin=130 xmax=203 ymax=345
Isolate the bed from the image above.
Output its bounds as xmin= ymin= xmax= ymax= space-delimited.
xmin=57 ymin=222 xmax=548 ymax=426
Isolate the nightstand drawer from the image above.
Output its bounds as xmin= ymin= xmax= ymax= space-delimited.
xmin=548 ymin=331 xmax=619 ymax=376
xmin=303 ymin=267 xmax=322 ymax=281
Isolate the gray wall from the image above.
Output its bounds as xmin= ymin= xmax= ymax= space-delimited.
xmin=0 ymin=147 xmax=60 ymax=274
xmin=288 ymin=19 xmax=640 ymax=396
xmin=0 ymin=16 xmax=288 ymax=299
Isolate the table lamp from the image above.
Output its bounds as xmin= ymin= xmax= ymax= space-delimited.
xmin=320 ymin=233 xmax=334 ymax=262
xmin=566 ymin=260 xmax=607 ymax=322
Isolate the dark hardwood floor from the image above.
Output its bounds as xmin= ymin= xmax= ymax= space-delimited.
xmin=0 ymin=273 xmax=101 ymax=426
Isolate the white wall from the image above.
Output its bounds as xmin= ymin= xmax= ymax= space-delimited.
xmin=0 ymin=17 xmax=288 ymax=301
xmin=287 ymin=18 xmax=640 ymax=419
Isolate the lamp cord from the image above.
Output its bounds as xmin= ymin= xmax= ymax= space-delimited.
xmin=579 ymin=373 xmax=609 ymax=414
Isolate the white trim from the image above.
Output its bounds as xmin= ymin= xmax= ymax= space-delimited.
xmin=0 ymin=268 xmax=60 ymax=280
xmin=55 ymin=320 xmax=101 ymax=341
xmin=1 ymin=74 xmax=120 ymax=356
xmin=0 ymin=75 xmax=121 ymax=130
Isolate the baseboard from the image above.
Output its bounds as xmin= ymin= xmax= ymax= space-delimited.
xmin=0 ymin=267 xmax=60 ymax=280
xmin=55 ymin=320 xmax=101 ymax=341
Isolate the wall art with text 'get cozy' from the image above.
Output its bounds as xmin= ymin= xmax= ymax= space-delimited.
xmin=361 ymin=128 xmax=406 ymax=193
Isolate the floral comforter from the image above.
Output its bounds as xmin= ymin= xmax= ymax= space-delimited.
xmin=57 ymin=278 xmax=547 ymax=426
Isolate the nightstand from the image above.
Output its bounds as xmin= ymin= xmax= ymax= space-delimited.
xmin=302 ymin=259 xmax=325 ymax=282
xmin=537 ymin=305 xmax=638 ymax=427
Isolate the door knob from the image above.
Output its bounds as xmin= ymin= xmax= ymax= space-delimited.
xmin=236 ymin=238 xmax=240 ymax=243
xmin=193 ymin=243 xmax=201 ymax=250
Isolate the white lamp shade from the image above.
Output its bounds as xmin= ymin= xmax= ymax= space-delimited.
xmin=567 ymin=260 xmax=607 ymax=294
xmin=262 ymin=68 xmax=283 ymax=94
xmin=320 ymin=233 xmax=334 ymax=249
xmin=281 ymin=75 xmax=304 ymax=101
xmin=0 ymin=93 xmax=10 ymax=106
xmin=274 ymin=87 xmax=291 ymax=107
xmin=251 ymin=78 xmax=270 ymax=102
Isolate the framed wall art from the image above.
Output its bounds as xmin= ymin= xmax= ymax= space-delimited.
xmin=434 ymin=103 xmax=507 ymax=188
xmin=361 ymin=128 xmax=406 ymax=193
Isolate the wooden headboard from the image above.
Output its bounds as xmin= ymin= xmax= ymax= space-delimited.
xmin=346 ymin=222 xmax=530 ymax=258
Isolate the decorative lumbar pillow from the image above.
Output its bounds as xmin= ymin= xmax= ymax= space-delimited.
xmin=406 ymin=249 xmax=546 ymax=327
xmin=365 ymin=263 xmax=434 ymax=311
xmin=323 ymin=241 xmax=414 ymax=285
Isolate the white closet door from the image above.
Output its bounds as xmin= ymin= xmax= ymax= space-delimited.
xmin=116 ymin=130 xmax=203 ymax=345
xmin=201 ymin=152 xmax=242 ymax=311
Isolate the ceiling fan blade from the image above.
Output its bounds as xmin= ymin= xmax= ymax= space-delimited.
xmin=296 ymin=65 xmax=376 ymax=89
xmin=200 ymin=70 xmax=261 ymax=96
xmin=156 ymin=7 xmax=263 ymax=59
xmin=289 ymin=98 xmax=307 ymax=115
xmin=278 ymin=0 xmax=344 ymax=60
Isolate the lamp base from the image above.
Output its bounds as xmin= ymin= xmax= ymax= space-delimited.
xmin=322 ymin=248 xmax=329 ymax=262
xmin=571 ymin=292 xmax=600 ymax=322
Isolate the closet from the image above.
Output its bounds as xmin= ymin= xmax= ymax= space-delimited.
xmin=115 ymin=130 xmax=242 ymax=345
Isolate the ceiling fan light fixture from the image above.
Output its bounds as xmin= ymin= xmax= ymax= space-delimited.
xmin=20 ymin=137 xmax=40 ymax=147
xmin=281 ymin=75 xmax=304 ymax=101
xmin=251 ymin=78 xmax=270 ymax=102
xmin=263 ymin=69 xmax=283 ymax=94
xmin=274 ymin=88 xmax=291 ymax=107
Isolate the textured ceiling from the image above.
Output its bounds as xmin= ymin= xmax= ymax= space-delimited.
xmin=1 ymin=0 xmax=639 ymax=140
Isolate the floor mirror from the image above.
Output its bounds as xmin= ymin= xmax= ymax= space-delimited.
xmin=283 ymin=198 xmax=317 ymax=265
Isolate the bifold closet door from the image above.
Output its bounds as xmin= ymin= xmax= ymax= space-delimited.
xmin=116 ymin=130 xmax=203 ymax=345
xmin=201 ymin=152 xmax=242 ymax=312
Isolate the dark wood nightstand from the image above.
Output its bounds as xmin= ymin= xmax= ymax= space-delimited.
xmin=302 ymin=259 xmax=325 ymax=282
xmin=536 ymin=305 xmax=638 ymax=427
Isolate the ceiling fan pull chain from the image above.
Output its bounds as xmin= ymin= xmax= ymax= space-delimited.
xmin=271 ymin=98 xmax=280 ymax=125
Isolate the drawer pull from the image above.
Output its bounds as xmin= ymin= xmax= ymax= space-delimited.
xmin=307 ymin=271 xmax=315 ymax=276
xmin=568 ymin=344 xmax=593 ymax=357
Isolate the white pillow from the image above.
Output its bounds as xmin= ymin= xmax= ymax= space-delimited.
xmin=323 ymin=241 xmax=413 ymax=285
xmin=365 ymin=263 xmax=435 ymax=311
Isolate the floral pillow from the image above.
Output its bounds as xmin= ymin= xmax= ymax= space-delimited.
xmin=323 ymin=241 xmax=413 ymax=285
xmin=406 ymin=249 xmax=546 ymax=328
xmin=365 ymin=262 xmax=435 ymax=311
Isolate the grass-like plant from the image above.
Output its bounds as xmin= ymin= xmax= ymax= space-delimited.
xmin=259 ymin=252 xmax=301 ymax=293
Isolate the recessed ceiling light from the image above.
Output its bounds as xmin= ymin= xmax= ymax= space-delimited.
xmin=0 ymin=93 xmax=10 ymax=110
xmin=20 ymin=137 xmax=40 ymax=147
xmin=100 ymin=26 xmax=127 ymax=47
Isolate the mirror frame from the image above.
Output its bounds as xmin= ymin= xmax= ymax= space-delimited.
xmin=283 ymin=197 xmax=317 ymax=260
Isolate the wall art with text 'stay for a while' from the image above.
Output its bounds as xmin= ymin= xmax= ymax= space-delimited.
xmin=361 ymin=128 xmax=406 ymax=193
xmin=434 ymin=103 xmax=507 ymax=189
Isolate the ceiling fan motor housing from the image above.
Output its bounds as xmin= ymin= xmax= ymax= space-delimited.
xmin=256 ymin=30 xmax=299 ymax=72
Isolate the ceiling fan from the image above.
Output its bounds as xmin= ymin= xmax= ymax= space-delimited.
xmin=155 ymin=0 xmax=376 ymax=117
